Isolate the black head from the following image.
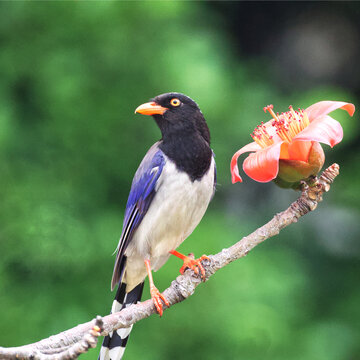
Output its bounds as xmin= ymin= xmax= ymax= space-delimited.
xmin=135 ymin=92 xmax=210 ymax=144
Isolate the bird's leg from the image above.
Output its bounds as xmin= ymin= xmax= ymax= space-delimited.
xmin=169 ymin=250 xmax=209 ymax=281
xmin=144 ymin=259 xmax=169 ymax=317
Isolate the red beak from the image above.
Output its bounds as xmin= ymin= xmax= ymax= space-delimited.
xmin=135 ymin=101 xmax=168 ymax=116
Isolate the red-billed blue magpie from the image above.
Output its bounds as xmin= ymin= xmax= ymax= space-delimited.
xmin=99 ymin=93 xmax=216 ymax=360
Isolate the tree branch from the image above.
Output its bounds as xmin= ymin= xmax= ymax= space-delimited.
xmin=0 ymin=163 xmax=340 ymax=360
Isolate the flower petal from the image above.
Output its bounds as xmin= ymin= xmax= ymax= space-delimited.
xmin=293 ymin=115 xmax=343 ymax=147
xmin=231 ymin=142 xmax=262 ymax=183
xmin=305 ymin=101 xmax=355 ymax=122
xmin=287 ymin=140 xmax=312 ymax=162
xmin=279 ymin=142 xmax=290 ymax=159
xmin=243 ymin=142 xmax=283 ymax=182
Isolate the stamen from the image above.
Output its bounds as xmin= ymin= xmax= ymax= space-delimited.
xmin=289 ymin=105 xmax=297 ymax=118
xmin=264 ymin=104 xmax=279 ymax=121
xmin=264 ymin=104 xmax=310 ymax=144
xmin=263 ymin=104 xmax=273 ymax=113
xmin=251 ymin=122 xmax=274 ymax=148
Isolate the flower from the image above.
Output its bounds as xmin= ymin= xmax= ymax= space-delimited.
xmin=231 ymin=101 xmax=355 ymax=185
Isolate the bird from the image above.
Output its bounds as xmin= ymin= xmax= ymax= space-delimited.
xmin=99 ymin=92 xmax=216 ymax=360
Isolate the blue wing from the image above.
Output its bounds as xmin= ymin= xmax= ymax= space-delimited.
xmin=111 ymin=143 xmax=165 ymax=290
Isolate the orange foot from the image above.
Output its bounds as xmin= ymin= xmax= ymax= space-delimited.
xmin=170 ymin=250 xmax=209 ymax=281
xmin=150 ymin=285 xmax=169 ymax=317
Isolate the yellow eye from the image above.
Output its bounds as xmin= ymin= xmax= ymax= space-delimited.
xmin=170 ymin=98 xmax=181 ymax=107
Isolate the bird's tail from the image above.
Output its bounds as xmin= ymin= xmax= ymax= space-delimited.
xmin=99 ymin=282 xmax=144 ymax=360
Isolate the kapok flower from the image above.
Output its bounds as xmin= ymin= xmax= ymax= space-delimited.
xmin=231 ymin=101 xmax=355 ymax=185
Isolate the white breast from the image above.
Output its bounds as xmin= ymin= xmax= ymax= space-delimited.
xmin=124 ymin=156 xmax=215 ymax=291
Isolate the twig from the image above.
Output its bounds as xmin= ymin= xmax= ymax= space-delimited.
xmin=0 ymin=317 xmax=104 ymax=360
xmin=0 ymin=163 xmax=340 ymax=360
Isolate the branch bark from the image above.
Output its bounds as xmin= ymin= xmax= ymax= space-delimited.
xmin=0 ymin=163 xmax=340 ymax=360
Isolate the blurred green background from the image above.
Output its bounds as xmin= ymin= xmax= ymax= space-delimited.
xmin=0 ymin=2 xmax=359 ymax=360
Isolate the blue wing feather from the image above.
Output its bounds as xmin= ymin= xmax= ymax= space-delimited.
xmin=111 ymin=143 xmax=165 ymax=289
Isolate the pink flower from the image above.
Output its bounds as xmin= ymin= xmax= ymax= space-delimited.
xmin=231 ymin=101 xmax=355 ymax=184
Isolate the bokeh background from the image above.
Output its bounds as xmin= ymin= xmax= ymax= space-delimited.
xmin=0 ymin=2 xmax=359 ymax=360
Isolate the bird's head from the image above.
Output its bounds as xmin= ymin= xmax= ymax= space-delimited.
xmin=135 ymin=92 xmax=210 ymax=144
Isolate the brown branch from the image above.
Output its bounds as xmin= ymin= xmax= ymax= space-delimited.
xmin=0 ymin=316 xmax=104 ymax=360
xmin=0 ymin=163 xmax=340 ymax=360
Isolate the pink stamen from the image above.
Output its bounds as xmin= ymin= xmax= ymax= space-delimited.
xmin=263 ymin=104 xmax=273 ymax=113
xmin=263 ymin=104 xmax=309 ymax=144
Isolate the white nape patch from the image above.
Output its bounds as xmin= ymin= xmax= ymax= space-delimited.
xmin=109 ymin=347 xmax=125 ymax=360
xmin=124 ymin=157 xmax=215 ymax=291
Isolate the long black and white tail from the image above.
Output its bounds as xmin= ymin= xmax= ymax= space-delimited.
xmin=99 ymin=282 xmax=144 ymax=360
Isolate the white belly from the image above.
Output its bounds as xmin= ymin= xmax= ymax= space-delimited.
xmin=124 ymin=157 xmax=215 ymax=291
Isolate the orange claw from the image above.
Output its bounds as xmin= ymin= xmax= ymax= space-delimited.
xmin=150 ymin=285 xmax=170 ymax=317
xmin=144 ymin=259 xmax=169 ymax=317
xmin=170 ymin=250 xmax=209 ymax=281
